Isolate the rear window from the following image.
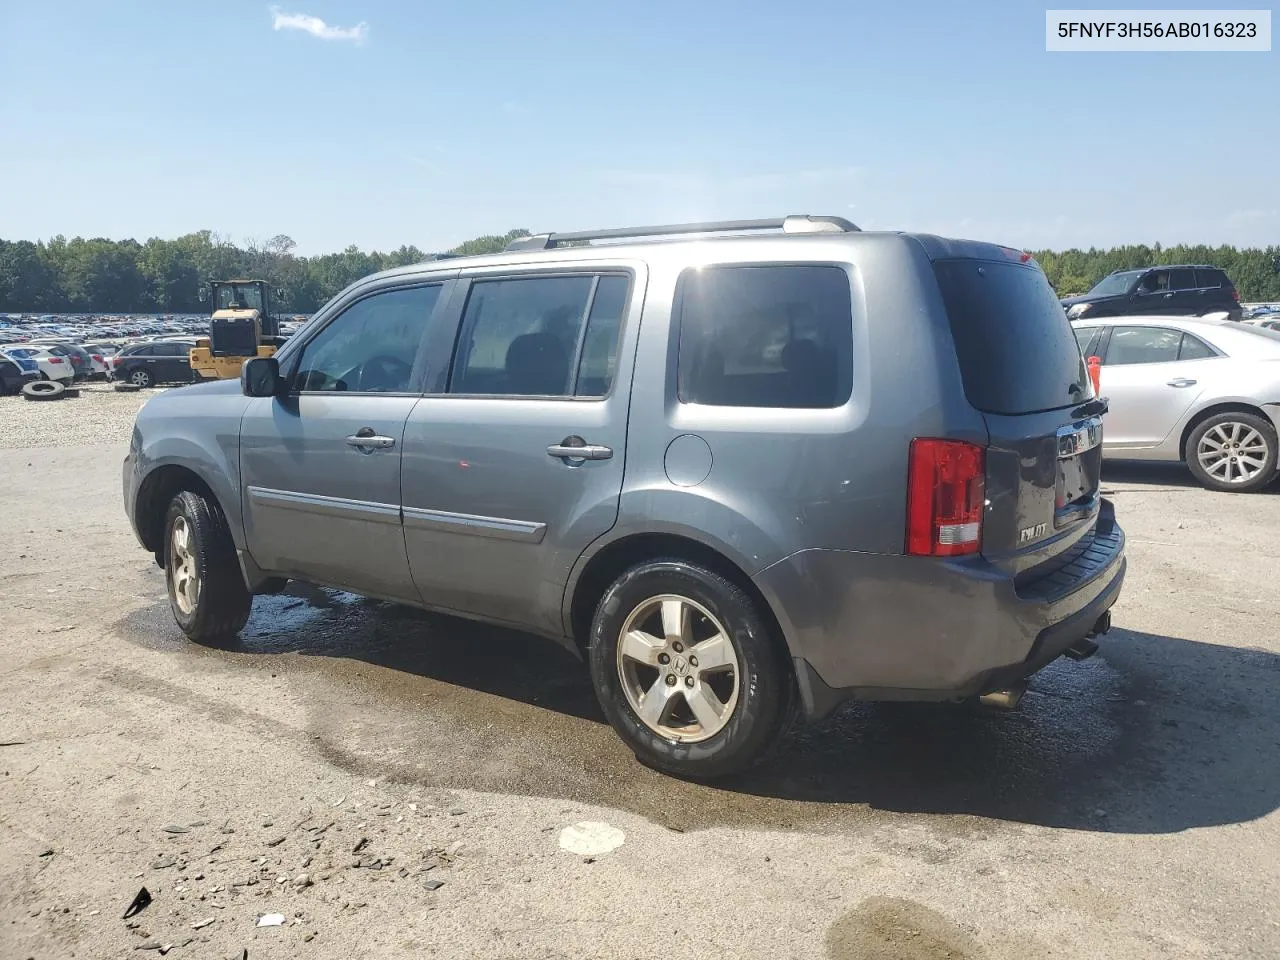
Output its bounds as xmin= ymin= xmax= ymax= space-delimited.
xmin=1195 ymin=268 xmax=1224 ymax=289
xmin=933 ymin=259 xmax=1090 ymax=415
xmin=676 ymin=264 xmax=853 ymax=409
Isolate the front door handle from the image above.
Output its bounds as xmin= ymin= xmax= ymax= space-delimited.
xmin=1167 ymin=378 xmax=1197 ymax=388
xmin=547 ymin=436 xmax=613 ymax=462
xmin=346 ymin=429 xmax=396 ymax=451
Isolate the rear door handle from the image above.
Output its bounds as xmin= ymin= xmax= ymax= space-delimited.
xmin=547 ymin=436 xmax=613 ymax=461
xmin=1167 ymin=378 xmax=1197 ymax=388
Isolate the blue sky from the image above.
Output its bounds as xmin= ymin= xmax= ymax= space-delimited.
xmin=0 ymin=1 xmax=1276 ymax=253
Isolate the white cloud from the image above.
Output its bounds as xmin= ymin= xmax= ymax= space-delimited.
xmin=270 ymin=6 xmax=368 ymax=42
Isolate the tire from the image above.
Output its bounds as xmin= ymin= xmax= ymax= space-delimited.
xmin=21 ymin=380 xmax=65 ymax=401
xmin=128 ymin=368 xmax=154 ymax=388
xmin=588 ymin=559 xmax=793 ymax=779
xmin=1185 ymin=411 xmax=1278 ymax=493
xmin=163 ymin=490 xmax=252 ymax=643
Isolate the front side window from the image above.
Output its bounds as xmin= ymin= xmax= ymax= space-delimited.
xmin=295 ymin=284 xmax=442 ymax=393
xmin=676 ymin=265 xmax=853 ymax=409
xmin=450 ymin=274 xmax=628 ymax=398
xmin=1137 ymin=270 xmax=1171 ymax=294
xmin=1105 ymin=326 xmax=1182 ymax=365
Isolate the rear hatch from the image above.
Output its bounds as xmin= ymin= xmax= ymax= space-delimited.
xmin=932 ymin=253 xmax=1108 ymax=583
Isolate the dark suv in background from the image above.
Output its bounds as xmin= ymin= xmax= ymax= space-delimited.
xmin=113 ymin=340 xmax=197 ymax=388
xmin=1062 ymin=265 xmax=1241 ymax=322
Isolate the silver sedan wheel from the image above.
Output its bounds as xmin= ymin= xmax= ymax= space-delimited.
xmin=616 ymin=594 xmax=741 ymax=743
xmin=168 ymin=516 xmax=200 ymax=615
xmin=1196 ymin=422 xmax=1271 ymax=484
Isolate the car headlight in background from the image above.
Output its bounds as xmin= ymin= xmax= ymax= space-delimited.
xmin=1067 ymin=303 xmax=1092 ymax=319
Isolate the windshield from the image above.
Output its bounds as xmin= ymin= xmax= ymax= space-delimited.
xmin=1085 ymin=270 xmax=1142 ymax=298
xmin=214 ymin=285 xmax=265 ymax=312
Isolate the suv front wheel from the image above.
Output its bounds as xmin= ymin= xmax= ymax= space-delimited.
xmin=164 ymin=490 xmax=252 ymax=643
xmin=588 ymin=559 xmax=792 ymax=779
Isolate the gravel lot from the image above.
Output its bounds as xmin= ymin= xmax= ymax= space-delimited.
xmin=0 ymin=383 xmax=170 ymax=449
xmin=1 ymin=390 xmax=1278 ymax=959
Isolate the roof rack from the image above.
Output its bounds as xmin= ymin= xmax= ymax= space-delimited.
xmin=504 ymin=215 xmax=860 ymax=252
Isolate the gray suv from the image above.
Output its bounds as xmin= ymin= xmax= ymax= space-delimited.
xmin=124 ymin=216 xmax=1126 ymax=778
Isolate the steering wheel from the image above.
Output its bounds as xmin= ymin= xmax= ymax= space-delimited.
xmin=357 ymin=354 xmax=413 ymax=392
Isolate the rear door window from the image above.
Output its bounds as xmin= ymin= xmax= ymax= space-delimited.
xmin=1169 ymin=268 xmax=1197 ymax=291
xmin=1104 ymin=327 xmax=1182 ymax=364
xmin=1178 ymin=334 xmax=1216 ymax=360
xmin=1073 ymin=326 xmax=1103 ymax=357
xmin=449 ymin=273 xmax=628 ymax=399
xmin=676 ymin=264 xmax=853 ymax=409
xmin=932 ymin=259 xmax=1088 ymax=414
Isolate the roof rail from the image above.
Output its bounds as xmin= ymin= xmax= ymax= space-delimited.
xmin=504 ymin=215 xmax=860 ymax=252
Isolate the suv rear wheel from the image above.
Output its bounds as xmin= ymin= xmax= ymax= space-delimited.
xmin=588 ymin=559 xmax=792 ymax=779
xmin=164 ymin=490 xmax=252 ymax=643
xmin=1185 ymin=411 xmax=1278 ymax=493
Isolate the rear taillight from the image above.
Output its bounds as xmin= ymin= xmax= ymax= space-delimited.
xmin=49 ymin=357 xmax=64 ymax=364
xmin=92 ymin=354 xmax=103 ymax=362
xmin=906 ymin=439 xmax=985 ymax=557
xmin=1231 ymin=290 xmax=1240 ymax=302
xmin=112 ymin=356 xmax=122 ymax=367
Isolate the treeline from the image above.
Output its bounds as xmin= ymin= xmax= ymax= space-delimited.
xmin=2 ymin=230 xmax=1278 ymax=313
xmin=0 ymin=229 xmax=531 ymax=314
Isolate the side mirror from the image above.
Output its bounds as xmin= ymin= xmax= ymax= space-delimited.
xmin=241 ymin=356 xmax=282 ymax=397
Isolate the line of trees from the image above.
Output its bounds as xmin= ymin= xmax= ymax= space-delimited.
xmin=1 ymin=231 xmax=1277 ymax=313
xmin=0 ymin=229 xmax=532 ymax=315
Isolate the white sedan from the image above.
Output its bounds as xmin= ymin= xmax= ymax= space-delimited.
xmin=1071 ymin=315 xmax=1280 ymax=492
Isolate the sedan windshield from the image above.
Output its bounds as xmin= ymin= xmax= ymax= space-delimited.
xmin=1086 ymin=270 xmax=1143 ymax=298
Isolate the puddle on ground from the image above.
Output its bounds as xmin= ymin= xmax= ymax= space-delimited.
xmin=827 ymin=897 xmax=984 ymax=960
xmin=113 ymin=583 xmax=1279 ymax=836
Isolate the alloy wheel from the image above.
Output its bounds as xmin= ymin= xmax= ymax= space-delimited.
xmin=1196 ymin=422 xmax=1270 ymax=485
xmin=616 ymin=594 xmax=741 ymax=743
xmin=169 ymin=516 xmax=200 ymax=615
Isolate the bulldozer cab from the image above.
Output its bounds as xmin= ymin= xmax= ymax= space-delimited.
xmin=202 ymin=280 xmax=280 ymax=358
xmin=190 ymin=279 xmax=284 ymax=379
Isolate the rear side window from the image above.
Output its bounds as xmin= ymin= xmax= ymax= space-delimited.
xmin=1195 ymin=269 xmax=1224 ymax=289
xmin=1178 ymin=334 xmax=1216 ymax=360
xmin=1169 ymin=268 xmax=1197 ymax=291
xmin=933 ymin=259 xmax=1088 ymax=415
xmin=676 ymin=265 xmax=853 ymax=409
xmin=1073 ymin=326 xmax=1102 ymax=357
xmin=450 ymin=274 xmax=627 ymax=398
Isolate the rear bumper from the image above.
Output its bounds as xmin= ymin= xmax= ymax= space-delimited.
xmin=754 ymin=500 xmax=1126 ymax=720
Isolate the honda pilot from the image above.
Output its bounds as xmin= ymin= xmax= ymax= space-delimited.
xmin=123 ymin=216 xmax=1126 ymax=778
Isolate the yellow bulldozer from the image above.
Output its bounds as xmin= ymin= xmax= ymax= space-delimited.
xmin=189 ymin=279 xmax=286 ymax=381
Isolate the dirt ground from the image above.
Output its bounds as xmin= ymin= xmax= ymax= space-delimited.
xmin=1 ymin=413 xmax=1278 ymax=958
